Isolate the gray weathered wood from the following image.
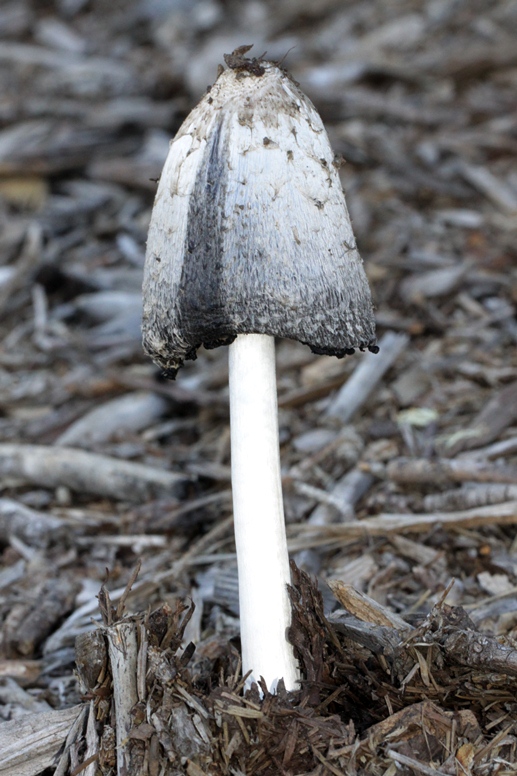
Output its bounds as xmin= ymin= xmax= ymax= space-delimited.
xmin=0 ymin=705 xmax=83 ymax=776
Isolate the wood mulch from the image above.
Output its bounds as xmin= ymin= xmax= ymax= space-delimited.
xmin=0 ymin=0 xmax=516 ymax=773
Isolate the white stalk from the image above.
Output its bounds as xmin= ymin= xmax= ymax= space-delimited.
xmin=229 ymin=333 xmax=299 ymax=692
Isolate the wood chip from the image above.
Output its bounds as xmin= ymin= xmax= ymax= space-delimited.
xmin=0 ymin=444 xmax=188 ymax=501
xmin=0 ymin=705 xmax=83 ymax=776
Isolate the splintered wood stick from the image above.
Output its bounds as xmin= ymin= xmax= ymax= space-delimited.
xmin=0 ymin=223 xmax=42 ymax=317
xmin=105 ymin=621 xmax=138 ymax=776
xmin=53 ymin=704 xmax=92 ymax=776
xmin=82 ymin=703 xmax=99 ymax=776
xmin=295 ymin=467 xmax=374 ymax=524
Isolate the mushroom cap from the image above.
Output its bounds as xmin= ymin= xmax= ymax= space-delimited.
xmin=142 ymin=57 xmax=376 ymax=376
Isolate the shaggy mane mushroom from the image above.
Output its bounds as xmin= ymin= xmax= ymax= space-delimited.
xmin=142 ymin=47 xmax=377 ymax=692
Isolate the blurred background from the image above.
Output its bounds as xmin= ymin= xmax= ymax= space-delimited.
xmin=1 ymin=0 xmax=517 ymax=732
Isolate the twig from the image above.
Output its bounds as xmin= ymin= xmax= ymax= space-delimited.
xmin=387 ymin=749 xmax=450 ymax=776
xmin=384 ymin=457 xmax=517 ymax=486
xmin=290 ymin=501 xmax=517 ymax=549
xmin=424 ymin=484 xmax=517 ymax=512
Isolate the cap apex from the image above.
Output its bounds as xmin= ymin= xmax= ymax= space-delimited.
xmin=223 ymin=45 xmax=267 ymax=76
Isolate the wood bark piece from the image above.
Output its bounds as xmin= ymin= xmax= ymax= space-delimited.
xmin=75 ymin=630 xmax=108 ymax=692
xmin=400 ymin=263 xmax=468 ymax=303
xmin=328 ymin=580 xmax=411 ymax=631
xmin=81 ymin=702 xmax=99 ymax=776
xmin=468 ymin=591 xmax=517 ymax=625
xmin=55 ymin=391 xmax=169 ymax=448
xmin=387 ymin=747 xmax=452 ymax=776
xmin=0 ymin=497 xmax=64 ymax=548
xmin=0 ymin=444 xmax=188 ymax=501
xmin=390 ymin=534 xmax=441 ymax=566
xmin=327 ymin=610 xmax=403 ymax=655
xmin=358 ymin=700 xmax=480 ymax=760
xmin=0 ymin=705 xmax=83 ymax=776
xmin=0 ymin=677 xmax=51 ymax=713
xmin=443 ymin=628 xmax=517 ymax=676
xmin=0 ymin=659 xmax=41 ymax=685
xmin=328 ymin=582 xmax=517 ymax=684
xmin=7 ymin=577 xmax=78 ymax=657
xmin=278 ymin=371 xmax=353 ymax=408
xmin=53 ymin=703 xmax=93 ymax=776
xmin=437 ymin=379 xmax=517 ymax=456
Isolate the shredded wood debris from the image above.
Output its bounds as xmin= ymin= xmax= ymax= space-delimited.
xmin=0 ymin=0 xmax=516 ymax=773
xmin=48 ymin=565 xmax=517 ymax=775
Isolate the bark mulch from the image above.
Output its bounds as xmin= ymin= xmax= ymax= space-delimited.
xmin=0 ymin=0 xmax=516 ymax=773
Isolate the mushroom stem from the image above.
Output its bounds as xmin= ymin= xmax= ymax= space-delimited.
xmin=229 ymin=333 xmax=299 ymax=692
